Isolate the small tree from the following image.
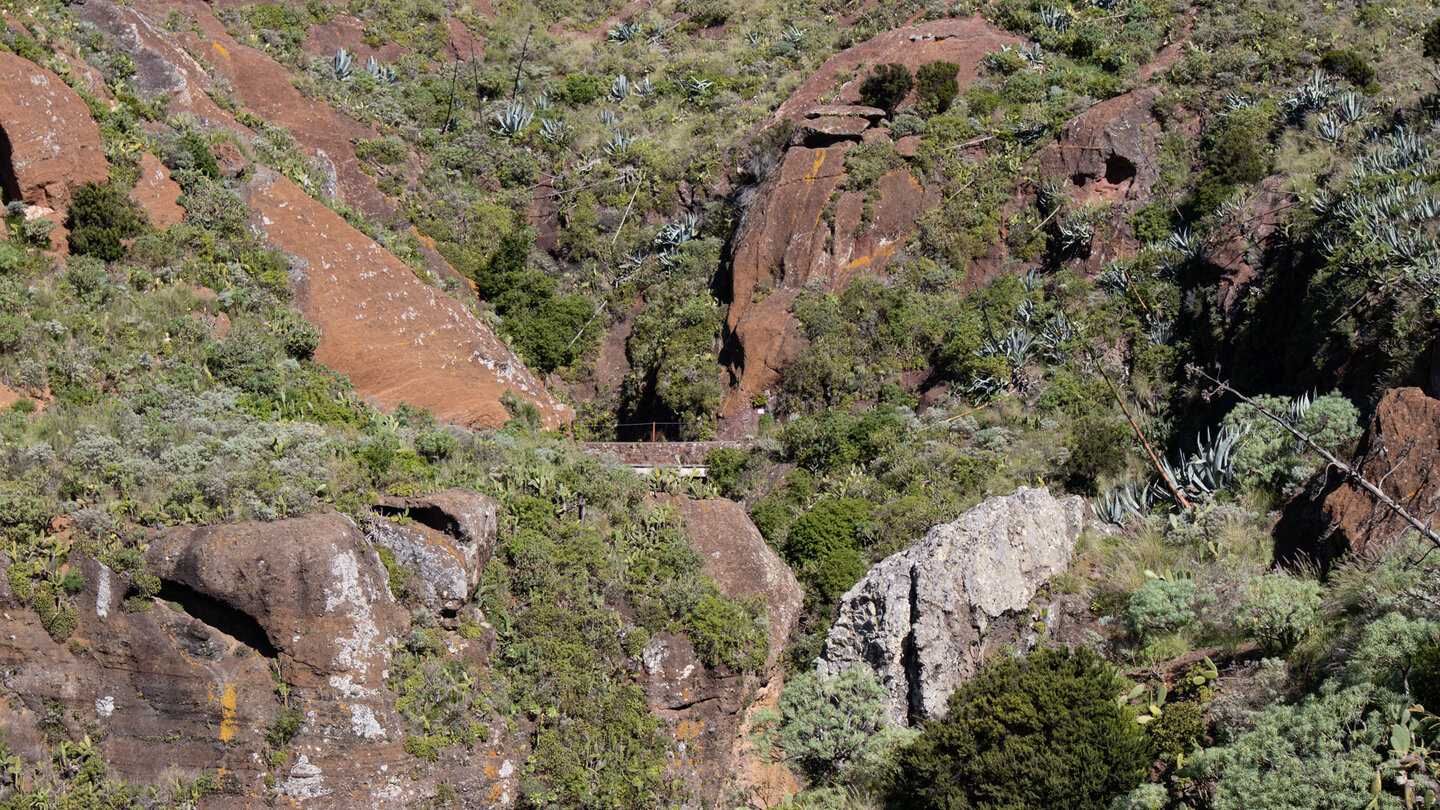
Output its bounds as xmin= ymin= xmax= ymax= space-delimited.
xmin=915 ymin=60 xmax=960 ymax=114
xmin=65 ymin=182 xmax=145 ymax=261
xmin=883 ymin=646 xmax=1153 ymax=810
xmin=859 ymin=63 xmax=914 ymax=116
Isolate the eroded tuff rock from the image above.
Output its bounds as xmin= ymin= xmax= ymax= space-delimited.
xmin=1276 ymin=387 xmax=1440 ymax=566
xmin=1041 ymin=87 xmax=1163 ymax=205
xmin=0 ymin=509 xmax=516 ymax=808
xmin=0 ymin=51 xmax=109 ymax=213
xmin=131 ymin=152 xmax=185 ymax=228
xmin=241 ymin=167 xmax=571 ymax=428
xmin=637 ymin=497 xmax=804 ymax=808
xmin=368 ymin=489 xmax=499 ymax=622
xmin=722 ymin=18 xmax=1019 ymax=418
xmin=818 ymin=486 xmax=1085 ymax=724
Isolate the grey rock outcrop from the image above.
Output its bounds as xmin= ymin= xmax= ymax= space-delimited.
xmin=369 ymin=490 xmax=498 ymax=622
xmin=817 ymin=486 xmax=1085 ymax=725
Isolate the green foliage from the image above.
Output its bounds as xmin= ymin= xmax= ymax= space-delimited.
xmin=65 ymin=182 xmax=145 ymax=261
xmin=751 ymin=666 xmax=890 ymax=782
xmin=1147 ymin=698 xmax=1206 ymax=759
xmin=686 ymin=592 xmax=769 ymax=672
xmin=1319 ymin=49 xmax=1376 ymax=90
xmin=785 ymin=497 xmax=871 ymax=567
xmin=883 ymin=646 xmax=1153 ymax=810
xmin=1414 ymin=641 xmax=1440 ymax=710
xmin=1222 ymin=391 xmax=1360 ymax=496
xmin=1426 ymin=18 xmax=1440 ymax=61
xmin=915 ymin=61 xmax=960 ymax=115
xmin=1191 ymin=681 xmax=1399 ymax=810
xmin=859 ymin=63 xmax=914 ymax=115
xmin=1124 ymin=576 xmax=1211 ymax=641
xmin=1109 ymin=783 xmax=1169 ymax=810
xmin=1066 ymin=414 xmax=1130 ymax=493
xmin=1236 ymin=573 xmax=1322 ymax=650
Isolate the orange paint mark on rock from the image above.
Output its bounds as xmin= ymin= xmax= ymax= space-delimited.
xmin=219 ymin=683 xmax=238 ymax=742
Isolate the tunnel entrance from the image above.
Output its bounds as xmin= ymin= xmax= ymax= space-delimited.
xmin=0 ymin=124 xmax=21 ymax=205
xmin=157 ymin=579 xmax=279 ymax=657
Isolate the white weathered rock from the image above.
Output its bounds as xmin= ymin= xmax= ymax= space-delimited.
xmin=817 ymin=486 xmax=1085 ymax=725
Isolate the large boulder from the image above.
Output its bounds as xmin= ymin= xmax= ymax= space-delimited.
xmin=1040 ymin=87 xmax=1163 ymax=205
xmin=1276 ymin=387 xmax=1440 ymax=566
xmin=241 ymin=167 xmax=571 ymax=429
xmin=368 ymin=490 xmax=498 ymax=622
xmin=0 ymin=51 xmax=109 ymax=212
xmin=817 ymin=486 xmax=1085 ymax=725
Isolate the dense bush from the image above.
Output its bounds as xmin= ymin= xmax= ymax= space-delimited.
xmin=1124 ymin=576 xmax=1210 ymax=640
xmin=1236 ymin=573 xmax=1321 ymax=650
xmin=65 ymin=182 xmax=145 ymax=261
xmin=915 ymin=60 xmax=960 ymax=114
xmin=860 ymin=63 xmax=914 ymax=115
xmin=883 ymin=646 xmax=1153 ymax=809
xmin=751 ymin=666 xmax=891 ymax=782
xmin=785 ymin=497 xmax=871 ymax=567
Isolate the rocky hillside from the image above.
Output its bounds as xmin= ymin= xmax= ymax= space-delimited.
xmin=3 ymin=0 xmax=1440 ymax=805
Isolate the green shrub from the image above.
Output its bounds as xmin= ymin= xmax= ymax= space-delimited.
xmin=1065 ymin=414 xmax=1130 ymax=493
xmin=1109 ymin=783 xmax=1168 ymax=810
xmin=1427 ymin=18 xmax=1440 ymax=61
xmin=1223 ymin=391 xmax=1360 ymax=496
xmin=751 ymin=666 xmax=890 ymax=781
xmin=175 ymin=131 xmax=220 ymax=179
xmin=1124 ymin=576 xmax=1210 ymax=640
xmin=786 ymin=497 xmax=871 ymax=567
xmin=704 ymin=447 xmax=749 ymax=499
xmin=859 ymin=64 xmax=913 ymax=115
xmin=883 ymin=646 xmax=1153 ymax=810
xmin=1236 ymin=573 xmax=1321 ymax=650
xmin=1147 ymin=698 xmax=1206 ymax=759
xmin=814 ymin=546 xmax=867 ymax=603
xmin=1319 ymin=49 xmax=1375 ymax=89
xmin=547 ymin=73 xmax=605 ymax=106
xmin=65 ymin=182 xmax=145 ymax=261
xmin=915 ymin=61 xmax=959 ymax=115
xmin=685 ymin=592 xmax=768 ymax=673
xmin=1414 ymin=641 xmax=1440 ymax=710
xmin=1190 ymin=682 xmax=1391 ymax=810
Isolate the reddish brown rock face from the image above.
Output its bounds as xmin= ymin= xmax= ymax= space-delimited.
xmin=0 ymin=51 xmax=110 ymax=212
xmin=131 ymin=153 xmax=185 ymax=228
xmin=241 ymin=168 xmax=572 ymax=429
xmin=722 ymin=18 xmax=1018 ymax=417
xmin=1276 ymin=387 xmax=1440 ymax=566
xmin=1041 ymin=87 xmax=1163 ymax=205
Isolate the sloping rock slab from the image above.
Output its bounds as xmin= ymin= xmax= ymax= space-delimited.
xmin=240 ymin=168 xmax=571 ymax=428
xmin=818 ymin=486 xmax=1085 ymax=724
xmin=0 ymin=51 xmax=109 ymax=211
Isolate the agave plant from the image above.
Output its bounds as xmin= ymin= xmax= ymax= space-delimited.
xmin=1039 ymin=313 xmax=1076 ymax=361
xmin=1016 ymin=299 xmax=1037 ymax=325
xmin=599 ymin=108 xmax=618 ymax=126
xmin=1223 ymin=92 xmax=1257 ymax=112
xmin=683 ymin=76 xmax=713 ymax=99
xmin=745 ymin=30 xmax=767 ymax=45
xmin=781 ymin=24 xmax=805 ymax=45
xmin=1097 ymin=262 xmax=1133 ymax=295
xmin=609 ymin=74 xmax=630 ymax=102
xmin=1283 ymin=70 xmax=1337 ymax=123
xmin=492 ymin=101 xmax=533 ymax=138
xmin=604 ymin=130 xmax=638 ymax=156
xmin=1317 ymin=112 xmax=1345 ymax=144
xmin=980 ymin=327 xmax=1036 ymax=371
xmin=655 ymin=213 xmax=701 ymax=250
xmin=539 ymin=117 xmax=572 ymax=143
xmin=534 ymin=92 xmax=553 ymax=111
xmin=1145 ymin=314 xmax=1174 ymax=346
xmin=1019 ymin=42 xmax=1047 ymax=68
xmin=1336 ymin=92 xmax=1368 ymax=124
xmin=607 ymin=20 xmax=641 ymax=43
xmin=332 ymin=48 xmax=353 ymax=81
xmin=1058 ymin=218 xmax=1095 ymax=254
xmin=1092 ymin=482 xmax=1150 ymax=525
xmin=635 ymin=76 xmax=656 ymax=97
xmin=1038 ymin=3 xmax=1071 ymax=31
